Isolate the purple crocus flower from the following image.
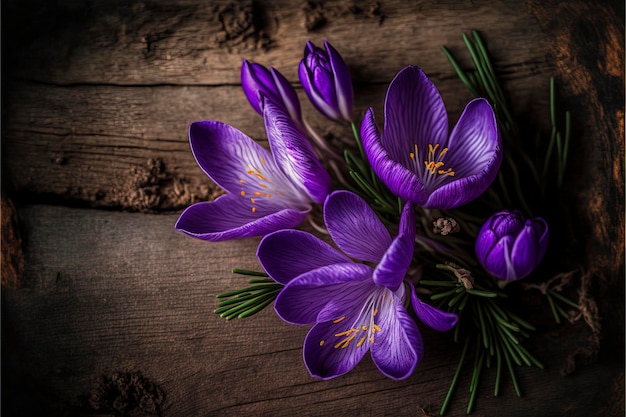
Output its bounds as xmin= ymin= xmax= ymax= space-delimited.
xmin=361 ymin=65 xmax=502 ymax=209
xmin=257 ymin=190 xmax=457 ymax=380
xmin=175 ymin=100 xmax=331 ymax=241
xmin=241 ymin=59 xmax=303 ymax=127
xmin=475 ymin=210 xmax=549 ymax=281
xmin=299 ymin=40 xmax=354 ymax=123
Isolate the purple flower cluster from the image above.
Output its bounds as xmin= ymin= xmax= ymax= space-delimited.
xmin=176 ymin=39 xmax=549 ymax=380
xmin=258 ymin=191 xmax=457 ymax=380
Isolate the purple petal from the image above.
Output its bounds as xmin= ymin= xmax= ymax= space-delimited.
xmin=264 ymin=100 xmax=331 ymax=204
xmin=298 ymin=60 xmax=341 ymax=121
xmin=475 ymin=227 xmax=498 ymax=265
xmin=270 ymin=67 xmax=303 ymax=125
xmin=370 ymin=291 xmax=423 ymax=380
xmin=189 ymin=121 xmax=303 ymax=199
xmin=373 ymin=202 xmax=416 ymax=291
xmin=241 ymin=59 xmax=266 ymax=115
xmin=382 ymin=66 xmax=448 ymax=166
xmin=257 ymin=229 xmax=351 ymax=285
xmin=303 ymin=318 xmax=369 ymax=380
xmin=484 ymin=236 xmax=515 ymax=280
xmin=325 ymin=39 xmax=353 ymax=122
xmin=323 ymin=190 xmax=392 ymax=262
xmin=315 ymin=278 xmax=377 ymax=323
xmin=408 ymin=281 xmax=458 ymax=331
xmin=509 ymin=229 xmax=538 ymax=280
xmin=489 ymin=210 xmax=525 ymax=238
xmin=175 ymin=194 xmax=309 ymax=241
xmin=312 ymin=65 xmax=338 ymax=110
xmin=510 ymin=218 xmax=549 ymax=279
xmin=302 ymin=279 xmax=379 ymax=379
xmin=274 ymin=263 xmax=371 ymax=325
xmin=425 ymin=98 xmax=502 ymax=209
xmin=361 ymin=108 xmax=429 ymax=205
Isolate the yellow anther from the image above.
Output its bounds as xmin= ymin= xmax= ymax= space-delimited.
xmin=239 ymin=179 xmax=245 ymax=183
xmin=334 ymin=328 xmax=357 ymax=337
xmin=409 ymin=152 xmax=415 ymax=160
xmin=320 ymin=340 xmax=325 ymax=346
xmin=250 ymin=198 xmax=256 ymax=204
xmin=373 ymin=308 xmax=379 ymax=316
xmin=357 ymin=336 xmax=367 ymax=347
xmin=422 ymin=143 xmax=454 ymax=176
xmin=333 ymin=316 xmax=346 ymax=323
xmin=240 ymin=191 xmax=245 ymax=197
xmin=361 ymin=325 xmax=368 ymax=331
xmin=260 ymin=183 xmax=268 ymax=188
xmin=251 ymin=207 xmax=257 ymax=213
xmin=336 ymin=334 xmax=356 ymax=349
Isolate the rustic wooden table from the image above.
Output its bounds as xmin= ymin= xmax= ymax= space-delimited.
xmin=2 ymin=1 xmax=624 ymax=416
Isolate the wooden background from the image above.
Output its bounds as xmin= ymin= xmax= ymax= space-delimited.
xmin=2 ymin=0 xmax=624 ymax=416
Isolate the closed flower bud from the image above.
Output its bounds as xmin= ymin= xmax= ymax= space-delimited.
xmin=241 ymin=59 xmax=303 ymax=126
xmin=475 ymin=210 xmax=549 ymax=281
xmin=298 ymin=40 xmax=353 ymax=122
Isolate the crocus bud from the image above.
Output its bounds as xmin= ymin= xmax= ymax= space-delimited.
xmin=241 ymin=59 xmax=303 ymax=126
xmin=298 ymin=39 xmax=353 ymax=122
xmin=475 ymin=210 xmax=549 ymax=281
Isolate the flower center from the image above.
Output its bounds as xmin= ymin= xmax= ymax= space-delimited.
xmin=318 ymin=287 xmax=393 ymax=350
xmin=238 ymin=158 xmax=285 ymax=213
xmin=409 ymin=143 xmax=455 ymax=177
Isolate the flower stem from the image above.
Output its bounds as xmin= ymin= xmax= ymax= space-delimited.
xmin=440 ymin=337 xmax=471 ymax=415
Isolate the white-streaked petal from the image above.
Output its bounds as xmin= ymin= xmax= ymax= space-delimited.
xmin=323 ymin=190 xmax=392 ymax=263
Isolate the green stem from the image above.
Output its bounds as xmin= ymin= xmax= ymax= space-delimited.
xmin=440 ymin=337 xmax=471 ymax=415
xmin=232 ymin=269 xmax=269 ymax=277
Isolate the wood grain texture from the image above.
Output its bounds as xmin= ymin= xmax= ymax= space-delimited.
xmin=3 ymin=0 xmax=552 ymax=210
xmin=2 ymin=205 xmax=622 ymax=416
xmin=4 ymin=71 xmax=548 ymax=210
xmin=2 ymin=0 xmax=624 ymax=415
xmin=5 ymin=0 xmax=547 ymax=85
xmin=530 ymin=0 xmax=625 ymax=280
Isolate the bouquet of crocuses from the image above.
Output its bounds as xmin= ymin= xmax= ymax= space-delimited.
xmin=175 ymin=33 xmax=575 ymax=414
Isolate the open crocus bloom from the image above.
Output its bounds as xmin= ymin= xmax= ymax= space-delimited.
xmin=175 ymin=100 xmax=331 ymax=241
xmin=257 ymin=191 xmax=457 ymax=380
xmin=361 ymin=65 xmax=502 ymax=209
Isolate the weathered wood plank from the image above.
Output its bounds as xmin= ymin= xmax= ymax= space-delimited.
xmin=4 ymin=68 xmax=550 ymax=211
xmin=5 ymin=0 xmax=548 ymax=85
xmin=529 ymin=0 xmax=625 ymax=282
xmin=2 ymin=0 xmax=623 ymax=415
xmin=2 ymin=205 xmax=622 ymax=416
